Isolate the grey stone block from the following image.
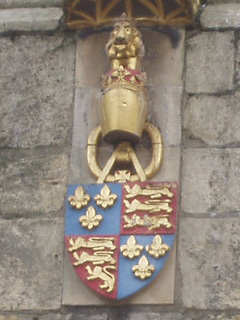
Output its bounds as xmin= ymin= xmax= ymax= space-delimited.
xmin=71 ymin=315 xmax=108 ymax=320
xmin=207 ymin=316 xmax=240 ymax=320
xmin=183 ymin=94 xmax=240 ymax=146
xmin=201 ymin=4 xmax=240 ymax=29
xmin=0 ymin=315 xmax=72 ymax=320
xmin=125 ymin=314 xmax=182 ymax=320
xmin=0 ymin=0 xmax=62 ymax=8
xmin=182 ymin=148 xmax=240 ymax=214
xmin=0 ymin=8 xmax=63 ymax=33
xmin=0 ymin=218 xmax=63 ymax=310
xmin=179 ymin=217 xmax=240 ymax=309
xmin=0 ymin=148 xmax=68 ymax=216
xmin=235 ymin=38 xmax=240 ymax=86
xmin=186 ymin=32 xmax=234 ymax=93
xmin=0 ymin=36 xmax=75 ymax=148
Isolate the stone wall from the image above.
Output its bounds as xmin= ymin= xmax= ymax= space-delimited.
xmin=0 ymin=1 xmax=240 ymax=320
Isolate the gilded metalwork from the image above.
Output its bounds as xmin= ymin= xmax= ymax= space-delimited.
xmin=132 ymin=255 xmax=155 ymax=280
xmin=123 ymin=214 xmax=172 ymax=230
xmin=73 ymin=250 xmax=115 ymax=266
xmin=68 ymin=186 xmax=90 ymax=209
xmin=124 ymin=199 xmax=172 ymax=214
xmin=120 ymin=235 xmax=144 ymax=259
xmin=146 ymin=235 xmax=170 ymax=258
xmin=124 ymin=184 xmax=173 ymax=199
xmin=65 ymin=0 xmax=202 ymax=30
xmin=101 ymin=16 xmax=147 ymax=144
xmin=79 ymin=206 xmax=103 ymax=230
xmin=94 ymin=184 xmax=117 ymax=208
xmin=106 ymin=17 xmax=145 ymax=70
xmin=87 ymin=122 xmax=162 ymax=183
xmin=86 ymin=265 xmax=116 ymax=293
xmin=68 ymin=237 xmax=116 ymax=252
xmin=114 ymin=170 xmax=131 ymax=182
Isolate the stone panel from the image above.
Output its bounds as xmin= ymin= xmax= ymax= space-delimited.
xmin=0 ymin=218 xmax=63 ymax=310
xmin=0 ymin=8 xmax=63 ymax=33
xmin=186 ymin=32 xmax=234 ymax=94
xmin=0 ymin=36 xmax=75 ymax=148
xmin=179 ymin=217 xmax=240 ymax=309
xmin=201 ymin=4 xmax=240 ymax=29
xmin=182 ymin=148 xmax=240 ymax=214
xmin=0 ymin=148 xmax=68 ymax=216
xmin=183 ymin=94 xmax=240 ymax=146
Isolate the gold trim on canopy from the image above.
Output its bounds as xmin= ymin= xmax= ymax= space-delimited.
xmin=65 ymin=0 xmax=201 ymax=29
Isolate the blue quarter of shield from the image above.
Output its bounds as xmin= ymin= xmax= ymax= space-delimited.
xmin=65 ymin=183 xmax=122 ymax=236
xmin=117 ymin=235 xmax=175 ymax=300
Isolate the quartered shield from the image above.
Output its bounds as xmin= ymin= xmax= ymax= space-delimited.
xmin=65 ymin=181 xmax=178 ymax=300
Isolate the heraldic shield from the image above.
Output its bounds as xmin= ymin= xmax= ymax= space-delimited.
xmin=65 ymin=181 xmax=177 ymax=300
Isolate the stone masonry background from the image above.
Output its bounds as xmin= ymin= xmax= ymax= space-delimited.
xmin=0 ymin=0 xmax=240 ymax=319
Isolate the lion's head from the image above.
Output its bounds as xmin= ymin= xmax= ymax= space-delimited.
xmin=106 ymin=17 xmax=144 ymax=70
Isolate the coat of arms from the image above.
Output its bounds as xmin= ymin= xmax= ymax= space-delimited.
xmin=65 ymin=14 xmax=178 ymax=300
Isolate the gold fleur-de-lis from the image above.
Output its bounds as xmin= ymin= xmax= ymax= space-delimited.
xmin=68 ymin=186 xmax=90 ymax=210
xmin=120 ymin=236 xmax=144 ymax=259
xmin=79 ymin=206 xmax=103 ymax=230
xmin=94 ymin=185 xmax=117 ymax=209
xmin=146 ymin=235 xmax=170 ymax=258
xmin=132 ymin=255 xmax=155 ymax=280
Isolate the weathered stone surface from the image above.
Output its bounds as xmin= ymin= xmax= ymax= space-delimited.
xmin=201 ymin=4 xmax=240 ymax=29
xmin=0 ymin=0 xmax=62 ymax=8
xmin=186 ymin=32 xmax=234 ymax=93
xmin=71 ymin=315 xmax=108 ymax=320
xmin=180 ymin=313 xmax=240 ymax=320
xmin=182 ymin=148 xmax=240 ymax=214
xmin=0 ymin=315 xmax=108 ymax=320
xmin=0 ymin=315 xmax=71 ymax=320
xmin=0 ymin=218 xmax=63 ymax=310
xmin=0 ymin=36 xmax=75 ymax=148
xmin=125 ymin=314 xmax=182 ymax=320
xmin=0 ymin=8 xmax=63 ymax=33
xmin=179 ymin=217 xmax=240 ymax=309
xmin=1 ymin=313 xmax=240 ymax=320
xmin=207 ymin=316 xmax=240 ymax=320
xmin=0 ymin=148 xmax=68 ymax=216
xmin=235 ymin=38 xmax=240 ymax=86
xmin=183 ymin=94 xmax=240 ymax=146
